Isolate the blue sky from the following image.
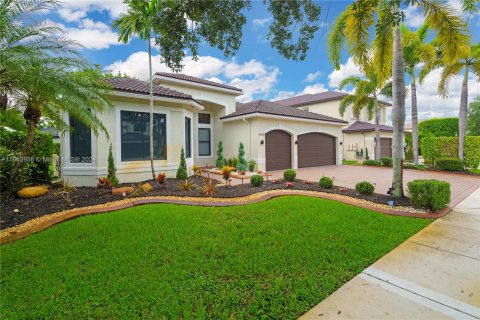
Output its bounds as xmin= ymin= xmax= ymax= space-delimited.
xmin=43 ymin=0 xmax=480 ymax=121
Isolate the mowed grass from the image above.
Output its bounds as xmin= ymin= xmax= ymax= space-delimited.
xmin=1 ymin=196 xmax=430 ymax=319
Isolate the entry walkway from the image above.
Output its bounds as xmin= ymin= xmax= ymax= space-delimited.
xmin=300 ymin=187 xmax=480 ymax=320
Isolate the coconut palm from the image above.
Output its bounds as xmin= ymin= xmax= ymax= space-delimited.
xmin=436 ymin=43 xmax=480 ymax=161
xmin=401 ymin=24 xmax=436 ymax=164
xmin=329 ymin=0 xmax=469 ymax=197
xmin=113 ymin=0 xmax=159 ymax=179
xmin=1 ymin=0 xmax=112 ymax=197
xmin=338 ymin=71 xmax=392 ymax=161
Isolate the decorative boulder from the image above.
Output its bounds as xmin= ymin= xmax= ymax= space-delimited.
xmin=17 ymin=186 xmax=49 ymax=198
xmin=111 ymin=186 xmax=134 ymax=196
xmin=140 ymin=183 xmax=153 ymax=192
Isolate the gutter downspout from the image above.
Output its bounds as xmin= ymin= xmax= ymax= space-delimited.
xmin=242 ymin=117 xmax=251 ymax=159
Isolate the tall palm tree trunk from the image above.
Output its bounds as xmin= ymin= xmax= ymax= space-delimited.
xmin=458 ymin=65 xmax=469 ymax=161
xmin=410 ymin=74 xmax=419 ymax=164
xmin=148 ymin=37 xmax=155 ymax=179
xmin=391 ymin=22 xmax=406 ymax=198
xmin=374 ymin=98 xmax=381 ymax=160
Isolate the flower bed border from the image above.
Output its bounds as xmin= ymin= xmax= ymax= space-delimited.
xmin=0 ymin=190 xmax=450 ymax=245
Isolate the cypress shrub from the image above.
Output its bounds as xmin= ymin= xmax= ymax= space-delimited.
xmin=176 ymin=147 xmax=188 ymax=180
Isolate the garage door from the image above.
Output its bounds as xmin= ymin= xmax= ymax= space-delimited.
xmin=298 ymin=133 xmax=336 ymax=167
xmin=380 ymin=138 xmax=392 ymax=157
xmin=265 ymin=130 xmax=291 ymax=171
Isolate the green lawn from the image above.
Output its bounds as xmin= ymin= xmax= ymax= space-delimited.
xmin=1 ymin=196 xmax=430 ymax=319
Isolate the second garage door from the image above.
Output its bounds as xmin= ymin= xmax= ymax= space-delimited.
xmin=380 ymin=138 xmax=392 ymax=157
xmin=265 ymin=130 xmax=292 ymax=171
xmin=298 ymin=133 xmax=336 ymax=168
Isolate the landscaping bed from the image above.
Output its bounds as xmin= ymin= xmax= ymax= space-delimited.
xmin=2 ymin=175 xmax=413 ymax=229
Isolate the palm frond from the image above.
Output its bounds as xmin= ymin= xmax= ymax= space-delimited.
xmin=328 ymin=9 xmax=349 ymax=69
xmin=372 ymin=1 xmax=393 ymax=83
xmin=339 ymin=95 xmax=356 ymax=117
xmin=338 ymin=76 xmax=362 ymax=90
xmin=438 ymin=62 xmax=465 ymax=97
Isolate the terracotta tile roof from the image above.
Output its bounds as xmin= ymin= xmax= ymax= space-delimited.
xmin=155 ymin=72 xmax=243 ymax=92
xmin=342 ymin=120 xmax=394 ymax=133
xmin=106 ymin=77 xmax=195 ymax=100
xmin=275 ymin=91 xmax=392 ymax=107
xmin=221 ymin=100 xmax=348 ymax=124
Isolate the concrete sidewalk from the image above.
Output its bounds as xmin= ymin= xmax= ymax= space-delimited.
xmin=300 ymin=188 xmax=480 ymax=320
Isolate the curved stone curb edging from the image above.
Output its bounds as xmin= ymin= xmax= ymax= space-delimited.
xmin=0 ymin=190 xmax=449 ymax=245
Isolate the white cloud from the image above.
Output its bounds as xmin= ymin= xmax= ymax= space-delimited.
xmin=327 ymin=57 xmax=363 ymax=89
xmin=271 ymin=82 xmax=328 ymax=101
xmin=64 ymin=18 xmax=121 ymax=50
xmin=57 ymin=0 xmax=127 ymax=22
xmin=403 ymin=5 xmax=425 ymax=28
xmin=405 ymin=68 xmax=480 ymax=121
xmin=252 ymin=17 xmax=272 ymax=27
xmin=104 ymin=52 xmax=280 ymax=102
xmin=304 ymin=70 xmax=322 ymax=82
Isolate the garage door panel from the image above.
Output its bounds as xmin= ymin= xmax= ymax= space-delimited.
xmin=265 ymin=130 xmax=291 ymax=171
xmin=298 ymin=133 xmax=336 ymax=167
xmin=380 ymin=138 xmax=392 ymax=157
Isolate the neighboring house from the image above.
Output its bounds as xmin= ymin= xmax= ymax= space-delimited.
xmin=274 ymin=92 xmax=393 ymax=161
xmin=40 ymin=127 xmax=60 ymax=143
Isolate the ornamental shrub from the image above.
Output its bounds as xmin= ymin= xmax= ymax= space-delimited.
xmin=319 ymin=176 xmax=333 ymax=189
xmin=107 ymin=144 xmax=119 ymax=187
xmin=283 ymin=169 xmax=296 ymax=181
xmin=464 ymin=136 xmax=480 ymax=169
xmin=0 ymin=128 xmax=54 ymax=191
xmin=355 ymin=181 xmax=375 ymax=195
xmin=436 ymin=157 xmax=463 ymax=171
xmin=248 ymin=160 xmax=256 ymax=172
xmin=250 ymin=174 xmax=264 ymax=187
xmin=176 ymin=147 xmax=188 ymax=180
xmin=418 ymin=118 xmax=458 ymax=137
xmin=363 ymin=159 xmax=381 ymax=166
xmin=215 ymin=141 xmax=224 ymax=168
xmin=380 ymin=157 xmax=393 ymax=167
xmin=403 ymin=163 xmax=426 ymax=170
xmin=407 ymin=179 xmax=450 ymax=211
xmin=236 ymin=142 xmax=248 ymax=172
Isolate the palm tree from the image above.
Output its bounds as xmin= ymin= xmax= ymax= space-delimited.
xmin=338 ymin=71 xmax=392 ymax=161
xmin=401 ymin=24 xmax=436 ymax=164
xmin=436 ymin=43 xmax=480 ymax=161
xmin=329 ymin=0 xmax=469 ymax=197
xmin=113 ymin=0 xmax=159 ymax=179
xmin=1 ymin=0 xmax=112 ymax=197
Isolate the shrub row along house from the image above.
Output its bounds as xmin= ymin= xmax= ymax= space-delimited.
xmin=61 ymin=73 xmax=393 ymax=186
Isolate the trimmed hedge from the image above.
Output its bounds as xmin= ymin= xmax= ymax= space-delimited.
xmin=421 ymin=136 xmax=480 ymax=168
xmin=363 ymin=160 xmax=382 ymax=166
xmin=319 ymin=176 xmax=333 ymax=188
xmin=418 ymin=118 xmax=458 ymax=137
xmin=380 ymin=157 xmax=393 ymax=167
xmin=283 ymin=169 xmax=296 ymax=182
xmin=403 ymin=163 xmax=426 ymax=170
xmin=250 ymin=174 xmax=264 ymax=187
xmin=355 ymin=181 xmax=375 ymax=195
xmin=407 ymin=179 xmax=450 ymax=211
xmin=435 ymin=157 xmax=463 ymax=171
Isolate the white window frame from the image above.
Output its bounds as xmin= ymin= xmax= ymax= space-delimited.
xmin=62 ymin=113 xmax=97 ymax=169
xmin=197 ymin=111 xmax=213 ymax=158
xmin=184 ymin=115 xmax=192 ymax=159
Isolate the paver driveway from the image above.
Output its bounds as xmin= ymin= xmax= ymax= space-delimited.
xmin=268 ymin=165 xmax=480 ymax=207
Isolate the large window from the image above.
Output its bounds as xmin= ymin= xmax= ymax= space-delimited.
xmin=70 ymin=116 xmax=92 ymax=163
xmin=121 ymin=111 xmax=166 ymax=161
xmin=198 ymin=128 xmax=211 ymax=156
xmin=185 ymin=117 xmax=191 ymax=158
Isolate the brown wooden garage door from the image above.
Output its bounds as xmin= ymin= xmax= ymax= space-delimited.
xmin=380 ymin=138 xmax=392 ymax=157
xmin=298 ymin=133 xmax=336 ymax=167
xmin=265 ymin=130 xmax=291 ymax=171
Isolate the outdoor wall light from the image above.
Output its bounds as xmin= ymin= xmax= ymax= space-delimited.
xmin=260 ymin=140 xmax=264 ymax=145
xmin=295 ymin=141 xmax=298 ymax=144
xmin=339 ymin=142 xmax=343 ymax=145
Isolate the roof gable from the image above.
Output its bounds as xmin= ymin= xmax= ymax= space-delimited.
xmin=155 ymin=72 xmax=243 ymax=93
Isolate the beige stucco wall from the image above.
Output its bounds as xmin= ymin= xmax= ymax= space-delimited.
xmin=301 ymin=100 xmax=390 ymax=125
xmin=222 ymin=115 xmax=344 ymax=172
xmin=342 ymin=131 xmax=394 ymax=161
xmin=61 ymin=94 xmax=199 ymax=186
